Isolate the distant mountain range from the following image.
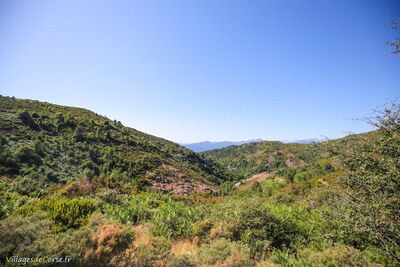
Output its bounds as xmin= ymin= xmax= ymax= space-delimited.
xmin=181 ymin=139 xmax=263 ymax=152
xmin=281 ymin=138 xmax=325 ymax=144
xmin=181 ymin=138 xmax=323 ymax=152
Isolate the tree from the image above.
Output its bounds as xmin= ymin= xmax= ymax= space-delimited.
xmin=14 ymin=146 xmax=42 ymax=166
xmin=385 ymin=20 xmax=400 ymax=55
xmin=338 ymin=101 xmax=400 ymax=262
xmin=18 ymin=110 xmax=37 ymax=129
xmin=250 ymin=181 xmax=263 ymax=195
xmin=74 ymin=126 xmax=85 ymax=142
xmin=287 ymin=169 xmax=296 ymax=183
xmin=219 ymin=181 xmax=235 ymax=196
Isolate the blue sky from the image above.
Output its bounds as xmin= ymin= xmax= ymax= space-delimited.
xmin=0 ymin=0 xmax=399 ymax=143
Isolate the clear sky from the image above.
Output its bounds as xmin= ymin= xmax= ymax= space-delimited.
xmin=0 ymin=0 xmax=399 ymax=143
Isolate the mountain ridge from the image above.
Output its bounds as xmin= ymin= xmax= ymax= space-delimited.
xmin=181 ymin=139 xmax=263 ymax=152
xmin=182 ymin=138 xmax=327 ymax=152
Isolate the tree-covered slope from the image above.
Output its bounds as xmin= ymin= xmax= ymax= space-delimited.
xmin=202 ymin=132 xmax=375 ymax=186
xmin=0 ymin=96 xmax=233 ymax=195
xmin=202 ymin=141 xmax=317 ymax=177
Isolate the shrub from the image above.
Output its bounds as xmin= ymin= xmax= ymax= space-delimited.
xmin=17 ymin=225 xmax=93 ymax=265
xmin=19 ymin=197 xmax=98 ymax=232
xmin=14 ymin=174 xmax=47 ymax=196
xmin=209 ymin=199 xmax=303 ymax=260
xmin=125 ymin=226 xmax=171 ymax=267
xmin=0 ymin=213 xmax=51 ymax=262
xmin=166 ymin=255 xmax=196 ymax=267
xmin=219 ymin=181 xmax=235 ymax=196
xmin=0 ymin=148 xmax=20 ymax=174
xmin=193 ymin=219 xmax=213 ymax=239
xmin=151 ymin=200 xmax=200 ymax=238
xmin=330 ymin=102 xmax=400 ymax=263
xmin=17 ymin=213 xmax=107 ymax=265
xmin=14 ymin=145 xmax=42 ymax=166
xmin=195 ymin=238 xmax=253 ymax=266
xmin=84 ymin=224 xmax=134 ymax=265
xmin=0 ymin=191 xmax=30 ymax=219
xmin=74 ymin=126 xmax=85 ymax=141
xmin=270 ymin=244 xmax=382 ymax=267
xmin=103 ymin=193 xmax=163 ymax=224
xmin=18 ymin=110 xmax=37 ymax=129
xmin=196 ymin=238 xmax=232 ymax=265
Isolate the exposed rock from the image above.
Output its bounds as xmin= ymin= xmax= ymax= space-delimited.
xmin=318 ymin=179 xmax=329 ymax=186
xmin=148 ymin=164 xmax=217 ymax=195
xmin=227 ymin=163 xmax=236 ymax=171
xmin=152 ymin=181 xmax=217 ymax=196
xmin=285 ymin=154 xmax=306 ymax=168
xmin=265 ymin=154 xmax=275 ymax=167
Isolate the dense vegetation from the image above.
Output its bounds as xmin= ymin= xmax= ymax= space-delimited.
xmin=0 ymin=96 xmax=398 ymax=266
xmin=202 ymin=132 xmax=374 ymax=182
xmin=0 ymin=96 xmax=234 ymax=197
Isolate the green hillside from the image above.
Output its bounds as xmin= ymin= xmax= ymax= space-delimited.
xmin=0 ymin=96 xmax=234 ymax=196
xmin=202 ymin=133 xmax=374 ymax=189
xmin=0 ymin=96 xmax=398 ymax=266
xmin=202 ymin=141 xmax=326 ymax=178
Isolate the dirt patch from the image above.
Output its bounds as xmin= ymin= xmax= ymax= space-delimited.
xmin=152 ymin=181 xmax=216 ymax=196
xmin=235 ymin=172 xmax=272 ymax=188
xmin=147 ymin=164 xmax=217 ymax=196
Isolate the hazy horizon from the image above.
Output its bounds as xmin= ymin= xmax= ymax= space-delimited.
xmin=0 ymin=94 xmax=370 ymax=143
xmin=1 ymin=0 xmax=399 ymax=143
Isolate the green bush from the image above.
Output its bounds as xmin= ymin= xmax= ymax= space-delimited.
xmin=219 ymin=181 xmax=235 ymax=196
xmin=235 ymin=206 xmax=299 ymax=259
xmin=209 ymin=198 xmax=304 ymax=260
xmin=15 ymin=213 xmax=107 ymax=266
xmin=19 ymin=197 xmax=98 ymax=232
xmin=18 ymin=110 xmax=37 ymax=129
xmin=130 ymin=237 xmax=171 ymax=267
xmin=103 ymin=193 xmax=163 ymax=224
xmin=14 ymin=145 xmax=42 ymax=166
xmin=329 ymin=102 xmax=400 ymax=264
xmin=151 ymin=200 xmax=200 ymax=238
xmin=196 ymin=238 xmax=232 ymax=265
xmin=270 ymin=244 xmax=384 ymax=267
xmin=166 ymin=255 xmax=196 ymax=267
xmin=0 ymin=213 xmax=51 ymax=262
xmin=0 ymin=148 xmax=20 ymax=174
xmin=0 ymin=191 xmax=31 ymax=219
xmin=196 ymin=238 xmax=253 ymax=266
xmin=74 ymin=125 xmax=85 ymax=141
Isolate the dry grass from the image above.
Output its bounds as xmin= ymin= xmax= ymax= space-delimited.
xmin=84 ymin=223 xmax=133 ymax=263
xmin=256 ymin=261 xmax=280 ymax=267
xmin=171 ymin=239 xmax=197 ymax=256
xmin=236 ymin=172 xmax=272 ymax=189
xmin=133 ymin=225 xmax=152 ymax=248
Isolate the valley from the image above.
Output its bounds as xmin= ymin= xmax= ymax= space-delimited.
xmin=0 ymin=96 xmax=398 ymax=266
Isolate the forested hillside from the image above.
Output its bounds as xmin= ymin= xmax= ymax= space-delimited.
xmin=202 ymin=132 xmax=374 ymax=188
xmin=0 ymin=96 xmax=234 ymax=196
xmin=0 ymin=97 xmax=398 ymax=266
